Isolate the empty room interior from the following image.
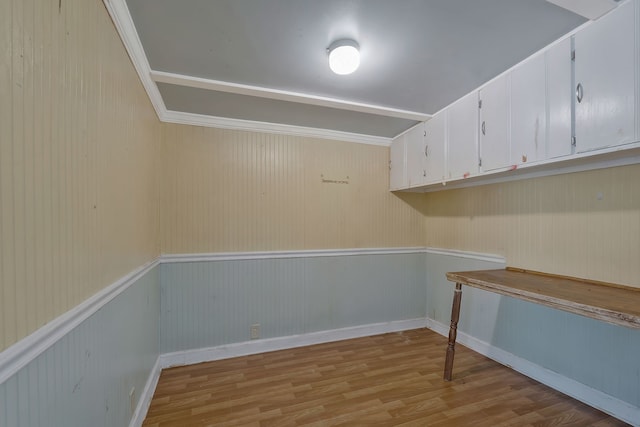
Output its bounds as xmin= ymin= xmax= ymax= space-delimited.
xmin=2 ymin=0 xmax=640 ymax=425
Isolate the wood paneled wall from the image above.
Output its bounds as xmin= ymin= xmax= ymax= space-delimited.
xmin=159 ymin=253 xmax=426 ymax=353
xmin=425 ymin=164 xmax=640 ymax=287
xmin=160 ymin=124 xmax=427 ymax=253
xmin=0 ymin=0 xmax=161 ymax=351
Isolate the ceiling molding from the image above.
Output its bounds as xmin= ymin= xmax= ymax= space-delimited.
xmin=162 ymin=110 xmax=392 ymax=146
xmin=102 ymin=0 xmax=166 ymax=117
xmin=103 ymin=0 xmax=404 ymax=144
xmin=151 ymin=71 xmax=431 ymax=122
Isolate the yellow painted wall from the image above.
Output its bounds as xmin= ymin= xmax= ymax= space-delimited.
xmin=0 ymin=0 xmax=161 ymax=351
xmin=4 ymin=0 xmax=638 ymax=356
xmin=425 ymin=164 xmax=640 ymax=287
xmin=160 ymin=124 xmax=427 ymax=253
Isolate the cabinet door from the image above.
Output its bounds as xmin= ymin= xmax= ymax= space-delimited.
xmin=389 ymin=135 xmax=407 ymax=190
xmin=406 ymin=123 xmax=426 ymax=187
xmin=546 ymin=37 xmax=573 ymax=159
xmin=511 ymin=53 xmax=546 ymax=165
xmin=574 ymin=0 xmax=636 ymax=152
xmin=480 ymin=74 xmax=510 ymax=171
xmin=447 ymin=91 xmax=479 ymax=180
xmin=424 ymin=112 xmax=446 ymax=184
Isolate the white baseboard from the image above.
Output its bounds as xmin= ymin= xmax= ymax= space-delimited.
xmin=130 ymin=318 xmax=427 ymax=425
xmin=159 ymin=318 xmax=428 ymax=369
xmin=130 ymin=357 xmax=162 ymax=427
xmin=425 ymin=318 xmax=640 ymax=426
xmin=132 ymin=316 xmax=639 ymax=426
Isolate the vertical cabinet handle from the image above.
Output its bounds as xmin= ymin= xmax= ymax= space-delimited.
xmin=424 ymin=144 xmax=429 ymax=158
xmin=576 ymin=83 xmax=583 ymax=103
xmin=481 ymin=121 xmax=486 ymax=135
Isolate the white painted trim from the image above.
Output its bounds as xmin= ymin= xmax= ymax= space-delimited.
xmin=0 ymin=245 xmax=425 ymax=387
xmin=426 ymin=318 xmax=640 ymax=426
xmin=408 ymin=144 xmax=640 ymax=193
xmin=425 ymin=247 xmax=506 ymax=264
xmin=102 ymin=0 xmax=165 ymax=117
xmin=161 ymin=110 xmax=393 ymax=146
xmin=159 ymin=318 xmax=428 ymax=369
xmin=130 ymin=357 xmax=162 ymax=427
xmin=161 ymin=247 xmax=428 ymax=263
xmin=102 ymin=0 xmax=401 ymax=146
xmin=0 ymin=259 xmax=159 ymax=385
xmin=152 ymin=71 xmax=430 ymax=122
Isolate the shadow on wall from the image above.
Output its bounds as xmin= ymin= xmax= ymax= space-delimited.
xmin=393 ymin=191 xmax=429 ymax=216
xmin=423 ymin=163 xmax=640 ymax=217
xmin=426 ymin=251 xmax=640 ymax=418
xmin=491 ymin=294 xmax=640 ymax=409
xmin=420 ymin=163 xmax=640 ymax=287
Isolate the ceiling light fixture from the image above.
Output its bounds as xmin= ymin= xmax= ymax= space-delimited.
xmin=328 ymin=39 xmax=360 ymax=75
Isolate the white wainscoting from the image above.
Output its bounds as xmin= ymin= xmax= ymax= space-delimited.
xmin=158 ymin=248 xmax=428 ymax=354
xmin=0 ymin=264 xmax=160 ymax=427
xmin=3 ymin=248 xmax=638 ymax=426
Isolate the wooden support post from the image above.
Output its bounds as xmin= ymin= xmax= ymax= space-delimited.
xmin=443 ymin=282 xmax=462 ymax=381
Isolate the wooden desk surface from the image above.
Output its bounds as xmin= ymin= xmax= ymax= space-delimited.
xmin=446 ymin=267 xmax=640 ymax=329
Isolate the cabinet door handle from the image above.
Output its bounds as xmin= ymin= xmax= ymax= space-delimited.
xmin=424 ymin=144 xmax=429 ymax=158
xmin=576 ymin=83 xmax=583 ymax=103
xmin=481 ymin=121 xmax=486 ymax=135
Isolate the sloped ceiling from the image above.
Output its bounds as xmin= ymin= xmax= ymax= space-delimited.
xmin=115 ymin=0 xmax=587 ymax=143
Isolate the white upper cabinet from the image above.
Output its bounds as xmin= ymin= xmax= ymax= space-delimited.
xmin=389 ymin=0 xmax=640 ymax=193
xmin=405 ymin=122 xmax=426 ymax=187
xmin=389 ymin=134 xmax=407 ymax=190
xmin=479 ymin=73 xmax=511 ymax=171
xmin=546 ymin=37 xmax=573 ymax=159
xmin=574 ymin=0 xmax=637 ymax=152
xmin=511 ymin=53 xmax=546 ymax=165
xmin=447 ymin=91 xmax=479 ymax=180
xmin=423 ymin=112 xmax=446 ymax=184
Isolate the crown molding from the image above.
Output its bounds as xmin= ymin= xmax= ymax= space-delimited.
xmin=103 ymin=0 xmax=406 ymax=146
xmin=162 ymin=110 xmax=393 ymax=146
xmin=102 ymin=0 xmax=166 ymax=117
xmin=151 ymin=70 xmax=430 ymax=122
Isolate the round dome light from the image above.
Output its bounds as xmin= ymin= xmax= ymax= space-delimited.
xmin=328 ymin=40 xmax=360 ymax=75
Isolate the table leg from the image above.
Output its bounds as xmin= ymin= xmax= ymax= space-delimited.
xmin=443 ymin=282 xmax=462 ymax=381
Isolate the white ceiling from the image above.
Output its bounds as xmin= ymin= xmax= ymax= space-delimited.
xmin=122 ymin=0 xmax=587 ymax=142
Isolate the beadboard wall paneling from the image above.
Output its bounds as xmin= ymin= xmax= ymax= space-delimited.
xmin=0 ymin=267 xmax=160 ymax=427
xmin=425 ymin=164 xmax=640 ymax=287
xmin=0 ymin=0 xmax=161 ymax=351
xmin=160 ymin=124 xmax=427 ymax=253
xmin=159 ymin=252 xmax=426 ymax=353
xmin=426 ymin=251 xmax=640 ymax=417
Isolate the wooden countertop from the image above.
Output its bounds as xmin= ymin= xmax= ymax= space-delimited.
xmin=446 ymin=267 xmax=640 ymax=329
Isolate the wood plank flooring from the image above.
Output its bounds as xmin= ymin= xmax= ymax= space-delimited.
xmin=143 ymin=328 xmax=629 ymax=426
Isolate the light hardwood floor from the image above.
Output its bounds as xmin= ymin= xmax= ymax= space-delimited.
xmin=142 ymin=328 xmax=629 ymax=426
